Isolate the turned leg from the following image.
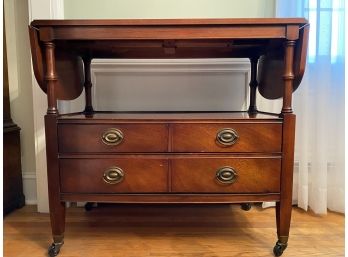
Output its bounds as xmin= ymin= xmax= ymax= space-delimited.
xmin=48 ymin=214 xmax=65 ymax=257
xmin=83 ymin=57 xmax=94 ymax=113
xmin=274 ymin=114 xmax=296 ymax=256
xmin=248 ymin=56 xmax=259 ymax=114
xmin=45 ymin=114 xmax=66 ymax=257
xmin=274 ymin=36 xmax=297 ymax=256
xmin=84 ymin=202 xmax=95 ymax=211
xmin=240 ymin=203 xmax=252 ymax=211
xmin=274 ymin=201 xmax=290 ymax=256
xmin=44 ymin=41 xmax=65 ymax=257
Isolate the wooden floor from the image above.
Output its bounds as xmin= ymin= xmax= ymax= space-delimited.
xmin=4 ymin=204 xmax=344 ymax=257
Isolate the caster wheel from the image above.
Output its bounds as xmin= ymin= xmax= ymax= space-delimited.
xmin=48 ymin=242 xmax=63 ymax=257
xmin=84 ymin=202 xmax=94 ymax=211
xmin=273 ymin=241 xmax=287 ymax=257
xmin=241 ymin=203 xmax=252 ymax=211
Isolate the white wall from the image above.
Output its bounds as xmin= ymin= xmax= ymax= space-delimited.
xmin=64 ymin=0 xmax=275 ymax=19
xmin=4 ymin=0 xmax=37 ymax=204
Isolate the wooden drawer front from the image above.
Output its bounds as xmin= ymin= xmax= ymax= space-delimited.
xmin=171 ymin=158 xmax=280 ymax=193
xmin=60 ymin=158 xmax=168 ymax=193
xmin=58 ymin=124 xmax=168 ymax=153
xmin=172 ymin=123 xmax=282 ymax=152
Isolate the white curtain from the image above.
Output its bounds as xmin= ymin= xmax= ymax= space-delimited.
xmin=260 ymin=0 xmax=345 ymax=214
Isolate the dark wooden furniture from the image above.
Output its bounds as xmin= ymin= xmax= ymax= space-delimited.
xmin=28 ymin=18 xmax=309 ymax=257
xmin=4 ymin=22 xmax=25 ymax=216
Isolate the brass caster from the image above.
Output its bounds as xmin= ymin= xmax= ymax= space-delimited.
xmin=84 ymin=202 xmax=94 ymax=211
xmin=48 ymin=242 xmax=63 ymax=257
xmin=241 ymin=203 xmax=252 ymax=211
xmin=273 ymin=240 xmax=288 ymax=257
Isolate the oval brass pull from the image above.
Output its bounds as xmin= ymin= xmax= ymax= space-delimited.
xmin=216 ymin=166 xmax=238 ymax=184
xmin=103 ymin=167 xmax=124 ymax=184
xmin=216 ymin=128 xmax=239 ymax=146
xmin=102 ymin=128 xmax=123 ymax=146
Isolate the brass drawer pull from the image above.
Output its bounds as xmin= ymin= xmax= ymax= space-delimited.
xmin=216 ymin=128 xmax=239 ymax=146
xmin=102 ymin=128 xmax=123 ymax=146
xmin=103 ymin=167 xmax=124 ymax=184
xmin=216 ymin=166 xmax=238 ymax=184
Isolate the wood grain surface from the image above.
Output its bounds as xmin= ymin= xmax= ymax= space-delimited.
xmin=60 ymin=158 xmax=168 ymax=193
xmin=30 ymin=18 xmax=308 ymax=26
xmin=56 ymin=112 xmax=282 ymax=122
xmin=58 ymin=124 xmax=169 ymax=153
xmin=171 ymin=158 xmax=280 ymax=193
xmin=172 ymin=123 xmax=282 ymax=153
xmin=4 ymin=205 xmax=343 ymax=257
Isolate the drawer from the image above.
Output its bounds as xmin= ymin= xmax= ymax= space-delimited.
xmin=58 ymin=124 xmax=168 ymax=153
xmin=171 ymin=158 xmax=280 ymax=193
xmin=172 ymin=123 xmax=282 ymax=152
xmin=60 ymin=158 xmax=168 ymax=193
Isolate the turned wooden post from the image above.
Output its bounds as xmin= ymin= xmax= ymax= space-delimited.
xmin=83 ymin=57 xmax=94 ymax=113
xmin=275 ymin=37 xmax=297 ymax=253
xmin=45 ymin=114 xmax=65 ymax=252
xmin=248 ymin=56 xmax=259 ymax=113
xmin=43 ymin=41 xmax=65 ymax=255
xmin=281 ymin=40 xmax=296 ymax=114
xmin=44 ymin=42 xmax=58 ymax=115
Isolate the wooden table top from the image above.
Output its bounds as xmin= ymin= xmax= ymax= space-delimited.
xmin=28 ymin=18 xmax=309 ymax=100
xmin=31 ymin=18 xmax=308 ymax=27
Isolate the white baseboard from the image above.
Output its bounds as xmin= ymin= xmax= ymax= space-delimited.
xmin=25 ymin=200 xmax=38 ymax=205
xmin=22 ymin=172 xmax=37 ymax=205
